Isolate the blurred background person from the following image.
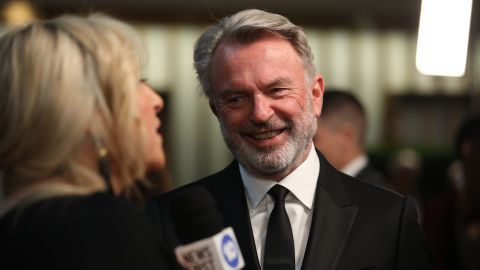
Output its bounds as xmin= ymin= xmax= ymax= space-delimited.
xmin=0 ymin=14 xmax=171 ymax=269
xmin=422 ymin=115 xmax=480 ymax=270
xmin=388 ymin=147 xmax=422 ymax=197
xmin=313 ymin=89 xmax=391 ymax=189
xmin=387 ymin=147 xmax=424 ymax=220
xmin=452 ymin=115 xmax=480 ymax=270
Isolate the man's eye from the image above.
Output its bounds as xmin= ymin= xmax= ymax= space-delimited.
xmin=227 ymin=96 xmax=242 ymax=104
xmin=271 ymin=88 xmax=288 ymax=95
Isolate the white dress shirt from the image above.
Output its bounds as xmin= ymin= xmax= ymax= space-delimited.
xmin=239 ymin=145 xmax=320 ymax=270
xmin=341 ymin=154 xmax=368 ymax=177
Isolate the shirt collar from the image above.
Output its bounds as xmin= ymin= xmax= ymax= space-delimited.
xmin=341 ymin=154 xmax=368 ymax=177
xmin=240 ymin=144 xmax=320 ymax=210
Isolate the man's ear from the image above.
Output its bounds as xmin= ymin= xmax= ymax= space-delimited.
xmin=311 ymin=74 xmax=325 ymax=118
xmin=342 ymin=123 xmax=356 ymax=141
xmin=209 ymin=100 xmax=218 ymax=118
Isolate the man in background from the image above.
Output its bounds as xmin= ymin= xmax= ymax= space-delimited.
xmin=314 ymin=90 xmax=391 ymax=189
xmin=422 ymin=115 xmax=480 ymax=270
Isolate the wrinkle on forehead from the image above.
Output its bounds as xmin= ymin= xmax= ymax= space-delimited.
xmin=210 ymin=35 xmax=306 ymax=94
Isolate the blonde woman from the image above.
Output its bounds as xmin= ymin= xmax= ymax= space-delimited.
xmin=0 ymin=14 xmax=171 ymax=269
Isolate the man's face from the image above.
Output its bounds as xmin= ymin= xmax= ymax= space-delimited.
xmin=209 ymin=33 xmax=323 ymax=179
xmin=313 ymin=120 xmax=345 ymax=170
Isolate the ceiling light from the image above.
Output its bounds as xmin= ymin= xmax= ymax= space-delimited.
xmin=415 ymin=0 xmax=473 ymax=77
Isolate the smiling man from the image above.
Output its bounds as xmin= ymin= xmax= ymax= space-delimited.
xmin=148 ymin=9 xmax=433 ymax=270
xmin=209 ymin=32 xmax=323 ymax=181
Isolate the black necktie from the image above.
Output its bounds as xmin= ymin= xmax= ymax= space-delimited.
xmin=264 ymin=185 xmax=295 ymax=270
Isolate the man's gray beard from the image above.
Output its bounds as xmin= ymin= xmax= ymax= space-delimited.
xmin=219 ymin=102 xmax=317 ymax=177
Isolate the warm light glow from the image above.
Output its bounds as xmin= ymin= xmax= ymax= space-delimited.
xmin=2 ymin=0 xmax=36 ymax=25
xmin=416 ymin=0 xmax=472 ymax=77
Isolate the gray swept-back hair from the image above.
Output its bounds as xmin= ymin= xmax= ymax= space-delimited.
xmin=193 ymin=9 xmax=316 ymax=98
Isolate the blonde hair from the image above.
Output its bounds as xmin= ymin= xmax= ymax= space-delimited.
xmin=0 ymin=14 xmax=150 ymax=207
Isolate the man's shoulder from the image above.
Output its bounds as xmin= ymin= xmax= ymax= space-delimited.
xmin=339 ymin=172 xmax=407 ymax=214
xmin=356 ymin=163 xmax=392 ymax=189
xmin=316 ymin=152 xmax=406 ymax=211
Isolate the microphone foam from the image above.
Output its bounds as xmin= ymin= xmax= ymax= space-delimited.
xmin=169 ymin=186 xmax=224 ymax=244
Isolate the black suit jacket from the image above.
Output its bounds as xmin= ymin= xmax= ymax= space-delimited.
xmin=147 ymin=151 xmax=433 ymax=270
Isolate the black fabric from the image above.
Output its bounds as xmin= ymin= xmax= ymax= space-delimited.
xmin=264 ymin=185 xmax=295 ymax=270
xmin=355 ymin=162 xmax=392 ymax=190
xmin=0 ymin=192 xmax=172 ymax=270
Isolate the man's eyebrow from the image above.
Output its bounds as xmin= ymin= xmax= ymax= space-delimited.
xmin=218 ymin=89 xmax=244 ymax=99
xmin=264 ymin=77 xmax=292 ymax=89
xmin=216 ymin=77 xmax=293 ymax=99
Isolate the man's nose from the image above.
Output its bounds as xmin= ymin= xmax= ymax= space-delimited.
xmin=250 ymin=94 xmax=274 ymax=124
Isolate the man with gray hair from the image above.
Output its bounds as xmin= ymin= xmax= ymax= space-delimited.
xmin=148 ymin=9 xmax=433 ymax=270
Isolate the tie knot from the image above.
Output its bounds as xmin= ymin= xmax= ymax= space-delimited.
xmin=268 ymin=185 xmax=289 ymax=202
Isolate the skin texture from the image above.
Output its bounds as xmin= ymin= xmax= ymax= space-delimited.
xmin=137 ymin=82 xmax=165 ymax=171
xmin=314 ymin=119 xmax=359 ymax=170
xmin=209 ymin=33 xmax=324 ymax=181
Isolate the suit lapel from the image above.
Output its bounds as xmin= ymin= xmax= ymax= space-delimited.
xmin=302 ymin=152 xmax=358 ymax=270
xmin=207 ymin=162 xmax=262 ymax=270
xmin=209 ymin=153 xmax=358 ymax=270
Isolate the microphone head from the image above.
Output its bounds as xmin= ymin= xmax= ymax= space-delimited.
xmin=169 ymin=186 xmax=224 ymax=244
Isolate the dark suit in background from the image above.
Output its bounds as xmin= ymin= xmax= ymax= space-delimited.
xmin=355 ymin=162 xmax=391 ymax=188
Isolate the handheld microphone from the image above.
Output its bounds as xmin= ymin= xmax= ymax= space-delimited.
xmin=169 ymin=186 xmax=245 ymax=270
